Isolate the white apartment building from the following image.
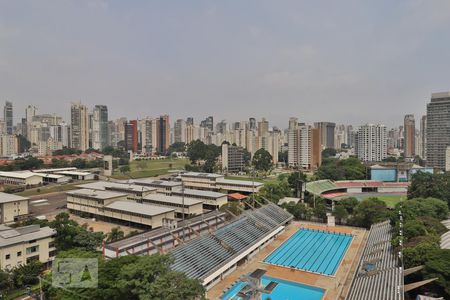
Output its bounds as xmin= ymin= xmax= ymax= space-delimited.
xmin=0 ymin=193 xmax=29 ymax=224
xmin=0 ymin=224 xmax=56 ymax=270
xmin=356 ymin=124 xmax=387 ymax=162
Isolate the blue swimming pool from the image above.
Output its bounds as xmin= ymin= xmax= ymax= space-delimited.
xmin=221 ymin=276 xmax=324 ymax=300
xmin=264 ymin=228 xmax=352 ymax=276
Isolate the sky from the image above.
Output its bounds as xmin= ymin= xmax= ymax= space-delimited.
xmin=1 ymin=0 xmax=450 ymax=129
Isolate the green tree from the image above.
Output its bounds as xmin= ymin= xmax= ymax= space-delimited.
xmin=260 ymin=180 xmax=291 ymax=203
xmin=106 ymin=227 xmax=125 ymax=243
xmin=322 ymin=148 xmax=337 ymax=158
xmin=408 ymin=171 xmax=450 ymax=208
xmin=403 ymin=241 xmax=439 ymax=269
xmin=287 ymin=172 xmax=307 ymax=197
xmin=10 ymin=261 xmax=43 ymax=287
xmin=333 ymin=205 xmax=348 ymax=223
xmin=315 ymin=157 xmax=365 ymax=181
xmin=0 ymin=270 xmax=13 ymax=293
xmin=119 ymin=165 xmax=131 ymax=174
xmin=252 ymin=148 xmax=273 ymax=173
xmin=337 ymin=197 xmax=359 ymax=214
xmin=353 ymin=197 xmax=389 ymax=228
xmin=423 ymin=249 xmax=450 ymax=297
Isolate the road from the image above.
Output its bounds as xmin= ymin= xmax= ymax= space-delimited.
xmin=28 ymin=192 xmax=67 ymax=219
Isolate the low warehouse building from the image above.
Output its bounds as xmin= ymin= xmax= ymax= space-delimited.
xmin=0 ymin=171 xmax=43 ymax=186
xmin=76 ymin=181 xmax=157 ymax=197
xmin=55 ymin=170 xmax=95 ymax=181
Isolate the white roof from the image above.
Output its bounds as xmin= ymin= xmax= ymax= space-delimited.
xmin=32 ymin=167 xmax=77 ymax=173
xmin=129 ymin=178 xmax=182 ymax=187
xmin=66 ymin=189 xmax=127 ymax=200
xmin=57 ymin=170 xmax=92 ymax=176
xmin=172 ymin=188 xmax=226 ymax=199
xmin=0 ymin=171 xmax=42 ymax=179
xmin=278 ymin=197 xmax=301 ymax=205
xmin=0 ymin=192 xmax=29 ymax=204
xmin=105 ymin=200 xmax=174 ymax=217
xmin=32 ymin=172 xmax=68 ymax=179
xmin=217 ymin=178 xmax=263 ymax=187
xmin=0 ymin=225 xmax=55 ymax=248
xmin=181 ymin=172 xmax=224 ymax=179
xmin=143 ymin=194 xmax=203 ymax=206
xmin=76 ymin=181 xmax=156 ymax=193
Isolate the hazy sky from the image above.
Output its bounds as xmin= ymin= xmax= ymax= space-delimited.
xmin=1 ymin=0 xmax=450 ymax=128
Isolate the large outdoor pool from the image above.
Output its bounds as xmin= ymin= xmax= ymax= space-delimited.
xmin=221 ymin=276 xmax=324 ymax=300
xmin=264 ymin=228 xmax=352 ymax=276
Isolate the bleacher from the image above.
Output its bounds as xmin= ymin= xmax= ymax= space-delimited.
xmin=305 ymin=180 xmax=338 ymax=195
xmin=170 ymin=202 xmax=293 ymax=283
xmin=346 ymin=220 xmax=404 ymax=300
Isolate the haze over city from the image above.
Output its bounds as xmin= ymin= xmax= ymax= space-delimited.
xmin=2 ymin=1 xmax=450 ymax=126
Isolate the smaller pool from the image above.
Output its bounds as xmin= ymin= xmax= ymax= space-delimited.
xmin=221 ymin=276 xmax=324 ymax=300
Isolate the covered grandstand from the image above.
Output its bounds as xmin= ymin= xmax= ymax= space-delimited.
xmin=346 ymin=221 xmax=404 ymax=300
xmin=169 ymin=202 xmax=293 ymax=290
xmin=441 ymin=219 xmax=450 ymax=249
xmin=306 ymin=180 xmax=409 ymax=199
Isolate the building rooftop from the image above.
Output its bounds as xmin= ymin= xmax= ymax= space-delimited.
xmin=0 ymin=225 xmax=55 ymax=248
xmin=130 ymin=178 xmax=182 ymax=187
xmin=0 ymin=192 xmax=29 ymax=204
xmin=0 ymin=171 xmax=42 ymax=179
xmin=76 ymin=181 xmax=156 ymax=193
xmin=143 ymin=194 xmax=203 ymax=206
xmin=172 ymin=188 xmax=226 ymax=199
xmin=32 ymin=167 xmax=78 ymax=173
xmin=56 ymin=170 xmax=93 ymax=176
xmin=105 ymin=200 xmax=174 ymax=217
xmin=217 ymin=178 xmax=264 ymax=187
xmin=66 ymin=189 xmax=127 ymax=200
xmin=181 ymin=172 xmax=224 ymax=179
xmin=32 ymin=172 xmax=69 ymax=179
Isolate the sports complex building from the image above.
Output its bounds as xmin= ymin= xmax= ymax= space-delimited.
xmin=102 ymin=198 xmax=415 ymax=299
xmin=306 ymin=179 xmax=409 ymax=203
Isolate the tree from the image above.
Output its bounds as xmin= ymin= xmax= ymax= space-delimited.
xmin=287 ymin=172 xmax=307 ymax=197
xmin=315 ymin=157 xmax=365 ymax=181
xmin=106 ymin=227 xmax=125 ymax=243
xmin=119 ymin=165 xmax=131 ymax=174
xmin=423 ymin=249 xmax=450 ymax=297
xmin=278 ymin=150 xmax=288 ymax=164
xmin=333 ymin=205 xmax=348 ymax=223
xmin=352 ymin=197 xmax=389 ymax=228
xmin=167 ymin=142 xmax=186 ymax=154
xmin=259 ymin=179 xmax=291 ymax=203
xmin=408 ymin=172 xmax=450 ymax=208
xmin=0 ymin=270 xmax=13 ymax=293
xmin=11 ymin=261 xmax=43 ymax=287
xmin=322 ymin=148 xmax=337 ymax=158
xmin=337 ymin=197 xmax=359 ymax=214
xmin=252 ymin=148 xmax=273 ymax=173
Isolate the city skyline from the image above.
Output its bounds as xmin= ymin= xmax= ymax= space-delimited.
xmin=2 ymin=1 xmax=450 ymax=126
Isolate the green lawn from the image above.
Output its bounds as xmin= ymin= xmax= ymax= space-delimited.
xmin=112 ymin=158 xmax=189 ymax=179
xmin=363 ymin=195 xmax=405 ymax=208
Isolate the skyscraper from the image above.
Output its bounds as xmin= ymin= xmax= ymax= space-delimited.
xmin=287 ymin=118 xmax=321 ymax=170
xmin=24 ymin=105 xmax=37 ymax=138
xmin=157 ymin=115 xmax=170 ymax=153
xmin=355 ymin=124 xmax=387 ymax=162
xmin=70 ymin=102 xmax=89 ymax=151
xmin=426 ymin=92 xmax=450 ymax=169
xmin=92 ymin=105 xmax=109 ymax=150
xmin=403 ymin=114 xmax=415 ymax=158
xmin=314 ymin=122 xmax=336 ymax=149
xmin=249 ymin=118 xmax=256 ymax=131
xmin=200 ymin=116 xmax=213 ymax=132
xmin=124 ymin=120 xmax=138 ymax=152
xmin=258 ymin=118 xmax=269 ymax=137
xmin=3 ymin=101 xmax=13 ymax=135
xmin=174 ymin=119 xmax=186 ymax=143
xmin=420 ymin=115 xmax=427 ymax=159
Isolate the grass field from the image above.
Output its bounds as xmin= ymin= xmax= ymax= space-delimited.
xmin=112 ymin=158 xmax=189 ymax=179
xmin=362 ymin=194 xmax=405 ymax=208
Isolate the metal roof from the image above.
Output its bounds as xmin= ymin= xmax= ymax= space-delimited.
xmin=217 ymin=178 xmax=264 ymax=187
xmin=143 ymin=194 xmax=203 ymax=206
xmin=0 ymin=225 xmax=55 ymax=248
xmin=0 ymin=171 xmax=42 ymax=179
xmin=172 ymin=188 xmax=226 ymax=199
xmin=105 ymin=200 xmax=174 ymax=216
xmin=130 ymin=178 xmax=182 ymax=187
xmin=76 ymin=181 xmax=156 ymax=193
xmin=66 ymin=188 xmax=127 ymax=200
xmin=181 ymin=172 xmax=224 ymax=179
xmin=0 ymin=192 xmax=29 ymax=204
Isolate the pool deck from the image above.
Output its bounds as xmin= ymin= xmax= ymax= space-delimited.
xmin=206 ymin=221 xmax=367 ymax=300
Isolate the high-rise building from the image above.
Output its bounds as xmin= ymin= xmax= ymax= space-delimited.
xmin=249 ymin=118 xmax=256 ymax=131
xmin=200 ymin=116 xmax=213 ymax=132
xmin=314 ymin=122 xmax=336 ymax=149
xmin=355 ymin=124 xmax=387 ymax=162
xmin=92 ymin=105 xmax=109 ymax=150
xmin=215 ymin=120 xmax=227 ymax=135
xmin=426 ymin=92 xmax=450 ymax=169
xmin=24 ymin=105 xmax=37 ymax=138
xmin=124 ymin=120 xmax=138 ymax=152
xmin=3 ymin=101 xmax=13 ymax=135
xmin=258 ymin=118 xmax=269 ymax=137
xmin=221 ymin=143 xmax=245 ymax=173
xmin=420 ymin=115 xmax=427 ymax=159
xmin=157 ymin=115 xmax=170 ymax=153
xmin=70 ymin=102 xmax=89 ymax=151
xmin=288 ymin=119 xmax=321 ymax=170
xmin=174 ymin=119 xmax=186 ymax=143
xmin=186 ymin=117 xmax=194 ymax=126
xmin=404 ymin=114 xmax=415 ymax=158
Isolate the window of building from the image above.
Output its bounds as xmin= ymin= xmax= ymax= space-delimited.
xmin=26 ymin=245 xmax=39 ymax=254
xmin=17 ymin=251 xmax=22 ymax=257
xmin=5 ymin=254 xmax=10 ymax=260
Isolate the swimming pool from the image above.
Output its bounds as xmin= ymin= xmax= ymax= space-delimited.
xmin=221 ymin=276 xmax=324 ymax=300
xmin=264 ymin=228 xmax=352 ymax=276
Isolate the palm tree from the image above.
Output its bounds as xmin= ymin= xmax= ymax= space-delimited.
xmin=106 ymin=227 xmax=124 ymax=242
